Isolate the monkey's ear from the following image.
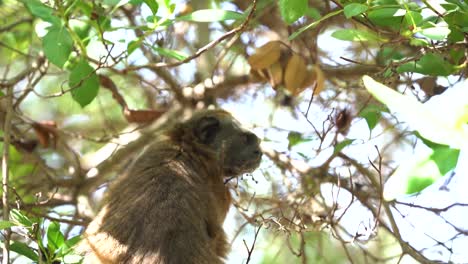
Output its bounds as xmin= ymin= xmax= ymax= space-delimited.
xmin=194 ymin=116 xmax=221 ymax=144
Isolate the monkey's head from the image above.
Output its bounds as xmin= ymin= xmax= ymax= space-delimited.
xmin=171 ymin=109 xmax=262 ymax=176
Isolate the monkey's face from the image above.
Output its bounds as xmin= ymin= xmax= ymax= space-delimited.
xmin=192 ymin=111 xmax=262 ymax=176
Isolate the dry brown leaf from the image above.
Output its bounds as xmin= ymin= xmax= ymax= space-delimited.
xmin=32 ymin=121 xmax=58 ymax=148
xmin=124 ymin=108 xmax=165 ymax=123
xmin=249 ymin=68 xmax=269 ymax=83
xmin=284 ymin=54 xmax=307 ymax=95
xmin=296 ymin=67 xmax=317 ymax=95
xmin=335 ymin=109 xmax=352 ymax=135
xmin=267 ymin=62 xmax=283 ymax=89
xmin=247 ymin=41 xmax=281 ymax=70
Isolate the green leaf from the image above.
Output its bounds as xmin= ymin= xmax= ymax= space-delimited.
xmin=279 ymin=0 xmax=308 ymax=24
xmin=409 ymin=38 xmax=429 ymax=46
xmin=0 ymin=221 xmax=16 ymax=230
xmin=47 ymin=222 xmax=65 ymax=253
xmin=403 ymin=10 xmax=423 ymax=28
xmin=419 ymin=27 xmax=451 ymax=40
xmin=287 ymin=132 xmax=312 ymax=149
xmin=176 ymin=9 xmax=244 ymax=22
xmin=10 ymin=209 xmax=33 ymax=227
xmin=362 ymin=76 xmax=468 ymax=148
xmin=304 ymin=7 xmax=321 ymax=20
xmin=128 ymin=39 xmax=142 ymax=55
xmin=333 ymin=139 xmax=355 ymax=154
xmin=70 ymin=19 xmax=91 ymax=45
xmin=43 ymin=26 xmax=73 ymax=68
xmin=63 ymin=235 xmax=82 ymax=250
xmin=368 ymin=8 xmax=405 ymax=28
xmin=343 ymin=3 xmax=368 ymax=18
xmin=69 ymin=60 xmax=100 ymax=107
xmin=129 ymin=0 xmax=144 ymax=4
xmin=397 ymin=53 xmax=456 ymax=76
xmin=331 ymin=29 xmax=382 ymax=42
xmin=152 ymin=46 xmax=188 ymax=61
xmin=143 ymin=0 xmax=159 ymax=15
xmin=22 ymin=0 xmax=61 ymax=26
xmin=385 ymin=145 xmax=459 ymax=198
xmin=430 ymin=147 xmax=460 ymax=175
xmin=289 ymin=9 xmax=343 ymax=40
xmin=10 ymin=241 xmax=39 ymax=261
xmin=359 ymin=104 xmax=385 ymax=132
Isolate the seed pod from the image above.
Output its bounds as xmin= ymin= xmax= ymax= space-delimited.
xmin=248 ymin=41 xmax=281 ymax=70
xmin=250 ymin=68 xmax=268 ymax=83
xmin=267 ymin=62 xmax=283 ymax=88
xmin=293 ymin=66 xmax=317 ymax=96
xmin=284 ymin=54 xmax=307 ymax=95
xmin=312 ymin=65 xmax=325 ymax=95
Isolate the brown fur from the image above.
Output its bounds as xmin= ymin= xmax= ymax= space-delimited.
xmin=80 ymin=109 xmax=262 ymax=264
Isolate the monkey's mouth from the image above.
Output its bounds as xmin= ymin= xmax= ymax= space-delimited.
xmin=224 ymin=154 xmax=262 ymax=176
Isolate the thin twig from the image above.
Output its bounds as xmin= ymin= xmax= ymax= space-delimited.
xmin=129 ymin=0 xmax=257 ymax=70
xmin=243 ymin=223 xmax=262 ymax=264
xmin=2 ymin=80 xmax=14 ymax=264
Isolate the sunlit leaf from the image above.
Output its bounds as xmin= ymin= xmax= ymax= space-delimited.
xmin=176 ymin=9 xmax=244 ymax=22
xmin=69 ymin=60 xmax=100 ymax=107
xmin=10 ymin=209 xmax=33 ymax=227
xmin=362 ymin=76 xmax=468 ymax=148
xmin=384 ymin=145 xmax=459 ymax=199
xmin=331 ymin=29 xmax=383 ymax=42
xmin=344 ymin=3 xmax=368 ymax=18
xmin=419 ymin=27 xmax=451 ymax=40
xmin=279 ymin=0 xmax=308 ymax=24
xmin=43 ymin=26 xmax=73 ymax=68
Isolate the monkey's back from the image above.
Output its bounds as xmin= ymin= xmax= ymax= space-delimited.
xmin=81 ymin=138 xmax=230 ymax=264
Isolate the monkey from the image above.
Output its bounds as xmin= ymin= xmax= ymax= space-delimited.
xmin=79 ymin=109 xmax=262 ymax=264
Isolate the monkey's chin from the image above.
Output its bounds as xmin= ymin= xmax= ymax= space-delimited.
xmin=223 ymin=157 xmax=262 ymax=176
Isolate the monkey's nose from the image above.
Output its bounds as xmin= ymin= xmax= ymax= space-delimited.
xmin=253 ymin=148 xmax=262 ymax=158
